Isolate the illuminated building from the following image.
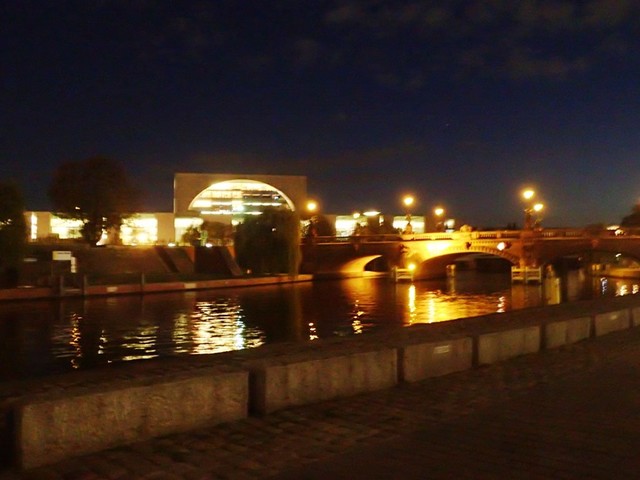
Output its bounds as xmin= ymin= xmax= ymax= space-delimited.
xmin=26 ymin=173 xmax=308 ymax=245
xmin=173 ymin=173 xmax=307 ymax=243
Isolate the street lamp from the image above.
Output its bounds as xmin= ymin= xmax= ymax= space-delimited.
xmin=522 ymin=189 xmax=535 ymax=201
xmin=304 ymin=199 xmax=319 ymax=239
xmin=532 ymin=203 xmax=544 ymax=229
xmin=306 ymin=200 xmax=318 ymax=214
xmin=521 ymin=189 xmax=544 ymax=230
xmin=402 ymin=195 xmax=415 ymax=234
xmin=434 ymin=206 xmax=444 ymax=232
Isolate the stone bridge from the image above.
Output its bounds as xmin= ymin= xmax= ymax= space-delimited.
xmin=300 ymin=229 xmax=640 ymax=279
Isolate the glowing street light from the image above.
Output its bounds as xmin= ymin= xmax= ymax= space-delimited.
xmin=402 ymin=195 xmax=415 ymax=234
xmin=522 ymin=189 xmax=535 ymax=201
xmin=403 ymin=195 xmax=415 ymax=209
xmin=521 ymin=189 xmax=545 ymax=230
xmin=434 ymin=206 xmax=445 ymax=232
xmin=306 ymin=200 xmax=318 ymax=214
xmin=303 ymin=199 xmax=320 ymax=240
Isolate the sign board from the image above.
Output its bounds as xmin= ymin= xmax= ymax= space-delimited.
xmin=52 ymin=250 xmax=73 ymax=261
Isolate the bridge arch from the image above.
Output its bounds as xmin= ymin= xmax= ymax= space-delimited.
xmin=342 ymin=255 xmax=385 ymax=273
xmin=305 ymin=230 xmax=640 ymax=279
xmin=404 ymin=242 xmax=520 ymax=275
xmin=406 ymin=249 xmax=518 ymax=280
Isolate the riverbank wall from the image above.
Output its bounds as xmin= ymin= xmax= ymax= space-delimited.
xmin=0 ymin=274 xmax=314 ymax=302
xmin=2 ymin=294 xmax=640 ymax=470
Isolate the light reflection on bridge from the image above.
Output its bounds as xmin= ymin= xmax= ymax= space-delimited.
xmin=303 ymin=229 xmax=640 ymax=279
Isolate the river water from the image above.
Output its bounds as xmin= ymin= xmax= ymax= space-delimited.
xmin=0 ymin=271 xmax=637 ymax=381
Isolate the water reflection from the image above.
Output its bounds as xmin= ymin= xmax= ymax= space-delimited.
xmin=0 ymin=271 xmax=639 ymax=381
xmin=188 ymin=300 xmax=265 ymax=355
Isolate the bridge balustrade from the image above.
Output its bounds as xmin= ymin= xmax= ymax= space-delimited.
xmin=309 ymin=228 xmax=640 ymax=246
xmin=472 ymin=231 xmax=521 ymax=240
xmin=539 ymin=229 xmax=585 ymax=238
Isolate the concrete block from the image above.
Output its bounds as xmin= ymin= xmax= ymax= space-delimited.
xmin=478 ymin=326 xmax=540 ymax=365
xmin=17 ymin=370 xmax=248 ymax=469
xmin=594 ymin=309 xmax=630 ymax=336
xmin=544 ymin=317 xmax=591 ymax=349
xmin=400 ymin=338 xmax=473 ymax=383
xmin=251 ymin=348 xmax=397 ymax=414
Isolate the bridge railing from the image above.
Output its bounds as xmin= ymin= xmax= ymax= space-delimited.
xmin=310 ymin=234 xmax=405 ymax=244
xmin=309 ymin=228 xmax=640 ymax=245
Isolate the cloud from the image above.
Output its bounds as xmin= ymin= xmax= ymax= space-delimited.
xmin=46 ymin=0 xmax=640 ymax=84
xmin=292 ymin=38 xmax=323 ymax=67
xmin=324 ymin=2 xmax=367 ymax=25
xmin=506 ymin=50 xmax=590 ymax=80
xmin=318 ymin=0 xmax=640 ymax=83
xmin=585 ymin=0 xmax=635 ymax=27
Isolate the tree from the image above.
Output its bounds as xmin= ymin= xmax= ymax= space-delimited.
xmin=48 ymin=157 xmax=140 ymax=245
xmin=181 ymin=225 xmax=202 ymax=246
xmin=621 ymin=204 xmax=640 ymax=228
xmin=0 ymin=181 xmax=27 ymax=288
xmin=181 ymin=221 xmax=234 ymax=246
xmin=303 ymin=214 xmax=336 ymax=238
xmin=234 ymin=209 xmax=301 ymax=275
xmin=201 ymin=221 xmax=234 ymax=245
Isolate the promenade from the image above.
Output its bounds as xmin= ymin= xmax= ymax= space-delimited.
xmin=2 ymin=317 xmax=639 ymax=479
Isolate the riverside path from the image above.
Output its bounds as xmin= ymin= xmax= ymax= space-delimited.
xmin=3 ymin=317 xmax=640 ymax=478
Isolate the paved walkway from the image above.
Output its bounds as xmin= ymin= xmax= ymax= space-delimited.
xmin=3 ymin=327 xmax=640 ymax=479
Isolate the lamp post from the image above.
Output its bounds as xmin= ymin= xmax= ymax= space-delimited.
xmin=521 ymin=189 xmax=544 ymax=230
xmin=532 ymin=202 xmax=544 ymax=229
xmin=304 ymin=200 xmax=319 ymax=239
xmin=522 ymin=189 xmax=535 ymax=230
xmin=403 ymin=195 xmax=415 ymax=234
xmin=434 ymin=206 xmax=444 ymax=232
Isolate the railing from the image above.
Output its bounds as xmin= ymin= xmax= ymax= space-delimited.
xmin=309 ymin=228 xmax=640 ymax=245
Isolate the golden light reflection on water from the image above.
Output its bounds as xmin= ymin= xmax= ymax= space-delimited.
xmin=407 ymin=285 xmax=417 ymax=325
xmin=497 ymin=295 xmax=507 ymax=313
xmin=309 ymin=322 xmax=318 ymax=340
xmin=351 ymin=300 xmax=365 ymax=334
xmin=337 ymin=274 xmax=548 ymax=327
xmin=186 ymin=300 xmax=265 ymax=355
xmin=31 ymin=272 xmax=640 ymax=378
xmin=69 ymin=313 xmax=81 ymax=369
xmin=616 ymin=281 xmax=640 ymax=297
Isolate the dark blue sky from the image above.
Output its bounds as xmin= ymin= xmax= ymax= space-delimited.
xmin=3 ymin=0 xmax=640 ymax=227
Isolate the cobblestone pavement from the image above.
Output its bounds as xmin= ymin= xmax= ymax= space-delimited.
xmin=3 ymin=327 xmax=640 ymax=480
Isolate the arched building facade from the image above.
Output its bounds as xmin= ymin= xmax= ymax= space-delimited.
xmin=25 ymin=173 xmax=308 ymax=245
xmin=174 ymin=173 xmax=308 ymax=242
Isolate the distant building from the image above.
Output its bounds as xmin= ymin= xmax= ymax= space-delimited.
xmin=26 ymin=173 xmax=309 ymax=245
xmin=173 ymin=173 xmax=307 ymax=242
xmin=25 ymin=211 xmax=176 ymax=245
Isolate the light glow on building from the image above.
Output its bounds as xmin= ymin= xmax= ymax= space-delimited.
xmin=188 ymin=180 xmax=295 ymax=216
xmin=50 ymin=216 xmax=83 ymax=239
xmin=119 ymin=215 xmax=160 ymax=245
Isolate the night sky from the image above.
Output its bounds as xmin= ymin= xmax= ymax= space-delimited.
xmin=3 ymin=1 xmax=640 ymax=228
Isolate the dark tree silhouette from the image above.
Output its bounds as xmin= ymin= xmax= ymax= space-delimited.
xmin=234 ymin=209 xmax=301 ymax=275
xmin=0 ymin=181 xmax=27 ymax=287
xmin=48 ymin=157 xmax=140 ymax=245
xmin=304 ymin=214 xmax=336 ymax=238
xmin=621 ymin=204 xmax=640 ymax=228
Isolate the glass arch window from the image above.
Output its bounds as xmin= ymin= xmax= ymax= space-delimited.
xmin=189 ymin=180 xmax=295 ymax=216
